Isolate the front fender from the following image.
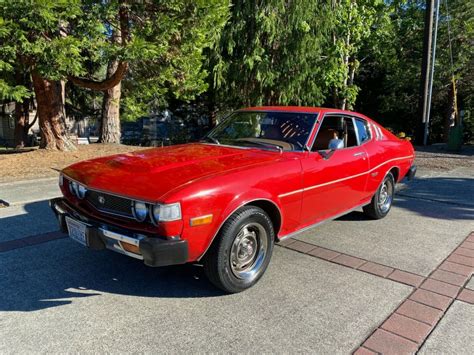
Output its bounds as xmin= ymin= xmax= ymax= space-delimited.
xmin=179 ymin=188 xmax=283 ymax=262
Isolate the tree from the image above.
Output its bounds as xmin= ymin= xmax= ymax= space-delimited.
xmin=13 ymin=66 xmax=35 ymax=148
xmin=323 ymin=0 xmax=388 ymax=110
xmin=355 ymin=0 xmax=473 ymax=142
xmin=208 ymin=0 xmax=332 ymax=110
xmin=0 ymin=1 xmax=103 ymax=150
xmin=0 ymin=0 xmax=230 ymax=150
xmin=99 ymin=28 xmax=122 ymax=143
xmin=120 ymin=0 xmax=230 ymax=122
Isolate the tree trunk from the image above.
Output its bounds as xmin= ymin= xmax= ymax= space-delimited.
xmin=14 ymin=99 xmax=29 ymax=148
xmin=443 ymin=80 xmax=456 ymax=142
xmin=100 ymin=60 xmax=122 ymax=143
xmin=13 ymin=68 xmax=30 ymax=148
xmin=100 ymin=21 xmax=123 ymax=144
xmin=31 ymin=71 xmax=76 ymax=151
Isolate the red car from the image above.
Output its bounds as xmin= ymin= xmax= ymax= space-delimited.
xmin=50 ymin=107 xmax=416 ymax=293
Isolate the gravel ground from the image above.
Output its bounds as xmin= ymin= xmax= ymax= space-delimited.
xmin=414 ymin=144 xmax=474 ymax=172
xmin=0 ymin=144 xmax=144 ymax=183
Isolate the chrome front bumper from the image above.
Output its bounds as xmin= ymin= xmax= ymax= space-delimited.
xmin=50 ymin=197 xmax=189 ymax=267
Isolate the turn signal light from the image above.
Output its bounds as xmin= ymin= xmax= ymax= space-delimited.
xmin=120 ymin=241 xmax=141 ymax=255
xmin=190 ymin=214 xmax=213 ymax=227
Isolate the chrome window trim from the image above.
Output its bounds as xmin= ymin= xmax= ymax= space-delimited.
xmin=310 ymin=112 xmax=373 ymax=151
xmin=372 ymin=123 xmax=379 ymax=140
xmin=353 ymin=117 xmax=372 ymax=146
xmin=352 ymin=116 xmax=361 ymax=146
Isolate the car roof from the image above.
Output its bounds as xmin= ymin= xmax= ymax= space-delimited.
xmin=240 ymin=106 xmax=357 ymax=115
xmin=239 ymin=106 xmax=375 ymax=123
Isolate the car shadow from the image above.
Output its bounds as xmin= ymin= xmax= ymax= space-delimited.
xmin=0 ymin=241 xmax=226 ymax=312
xmin=0 ymin=200 xmax=227 ymax=313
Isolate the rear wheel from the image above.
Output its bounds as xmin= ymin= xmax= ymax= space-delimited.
xmin=203 ymin=206 xmax=274 ymax=293
xmin=363 ymin=172 xmax=395 ymax=219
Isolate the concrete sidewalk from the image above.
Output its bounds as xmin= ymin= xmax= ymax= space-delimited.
xmin=0 ymin=177 xmax=61 ymax=242
xmin=0 ymin=177 xmax=60 ymax=206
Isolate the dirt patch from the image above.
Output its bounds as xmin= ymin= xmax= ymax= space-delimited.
xmin=0 ymin=144 xmax=145 ymax=183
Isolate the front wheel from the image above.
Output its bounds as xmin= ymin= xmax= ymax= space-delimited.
xmin=203 ymin=206 xmax=274 ymax=293
xmin=363 ymin=172 xmax=395 ymax=219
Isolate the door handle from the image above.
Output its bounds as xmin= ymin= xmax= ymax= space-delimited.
xmin=353 ymin=152 xmax=365 ymax=157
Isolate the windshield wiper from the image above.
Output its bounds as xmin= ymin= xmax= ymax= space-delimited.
xmin=201 ymin=136 xmax=220 ymax=145
xmin=234 ymin=139 xmax=283 ymax=152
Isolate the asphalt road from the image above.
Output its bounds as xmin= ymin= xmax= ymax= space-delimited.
xmin=0 ymin=167 xmax=473 ymax=353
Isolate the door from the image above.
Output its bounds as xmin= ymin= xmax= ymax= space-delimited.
xmin=300 ymin=114 xmax=369 ymax=226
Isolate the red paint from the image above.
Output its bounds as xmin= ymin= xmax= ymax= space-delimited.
xmin=61 ymin=107 xmax=415 ymax=262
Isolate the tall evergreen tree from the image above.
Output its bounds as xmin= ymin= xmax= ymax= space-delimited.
xmin=209 ymin=0 xmax=332 ymax=109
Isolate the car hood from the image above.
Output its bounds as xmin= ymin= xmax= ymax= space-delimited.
xmin=62 ymin=143 xmax=281 ymax=202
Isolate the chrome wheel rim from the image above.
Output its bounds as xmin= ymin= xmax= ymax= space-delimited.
xmin=378 ymin=180 xmax=393 ymax=213
xmin=230 ymin=222 xmax=268 ymax=280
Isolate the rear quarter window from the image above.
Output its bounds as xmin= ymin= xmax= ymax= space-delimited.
xmin=355 ymin=118 xmax=370 ymax=144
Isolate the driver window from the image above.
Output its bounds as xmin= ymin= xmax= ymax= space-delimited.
xmin=311 ymin=115 xmax=358 ymax=151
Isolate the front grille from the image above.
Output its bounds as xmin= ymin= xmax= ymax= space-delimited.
xmin=86 ymin=190 xmax=134 ymax=218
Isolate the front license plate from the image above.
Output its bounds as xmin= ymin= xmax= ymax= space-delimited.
xmin=65 ymin=216 xmax=88 ymax=246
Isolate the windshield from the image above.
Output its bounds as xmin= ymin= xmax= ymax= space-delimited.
xmin=205 ymin=111 xmax=316 ymax=151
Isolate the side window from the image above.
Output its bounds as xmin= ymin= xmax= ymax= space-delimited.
xmin=344 ymin=117 xmax=358 ymax=147
xmin=311 ymin=115 xmax=358 ymax=151
xmin=355 ymin=118 xmax=370 ymax=144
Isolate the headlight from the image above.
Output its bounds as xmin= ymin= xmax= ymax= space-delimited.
xmin=69 ymin=181 xmax=79 ymax=197
xmin=151 ymin=203 xmax=181 ymax=223
xmin=77 ymin=184 xmax=87 ymax=199
xmin=132 ymin=201 xmax=148 ymax=222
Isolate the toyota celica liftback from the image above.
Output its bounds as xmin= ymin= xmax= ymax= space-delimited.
xmin=50 ymin=107 xmax=416 ymax=293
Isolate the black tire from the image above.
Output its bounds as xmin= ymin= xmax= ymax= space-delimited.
xmin=203 ymin=206 xmax=274 ymax=293
xmin=363 ymin=172 xmax=395 ymax=219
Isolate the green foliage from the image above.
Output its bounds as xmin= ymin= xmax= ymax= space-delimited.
xmin=0 ymin=78 xmax=31 ymax=101
xmin=209 ymin=0 xmax=332 ymax=109
xmin=323 ymin=0 xmax=389 ymax=109
xmin=1 ymin=0 xmax=472 ymax=144
xmin=0 ymin=0 xmax=229 ymax=122
xmin=122 ymin=0 xmax=230 ymax=121
xmin=357 ymin=0 xmax=474 ymax=141
xmin=209 ymin=0 xmax=389 ymax=111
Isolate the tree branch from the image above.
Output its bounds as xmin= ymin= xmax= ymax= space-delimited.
xmin=67 ymin=4 xmax=130 ymax=91
xmin=67 ymin=61 xmax=128 ymax=91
